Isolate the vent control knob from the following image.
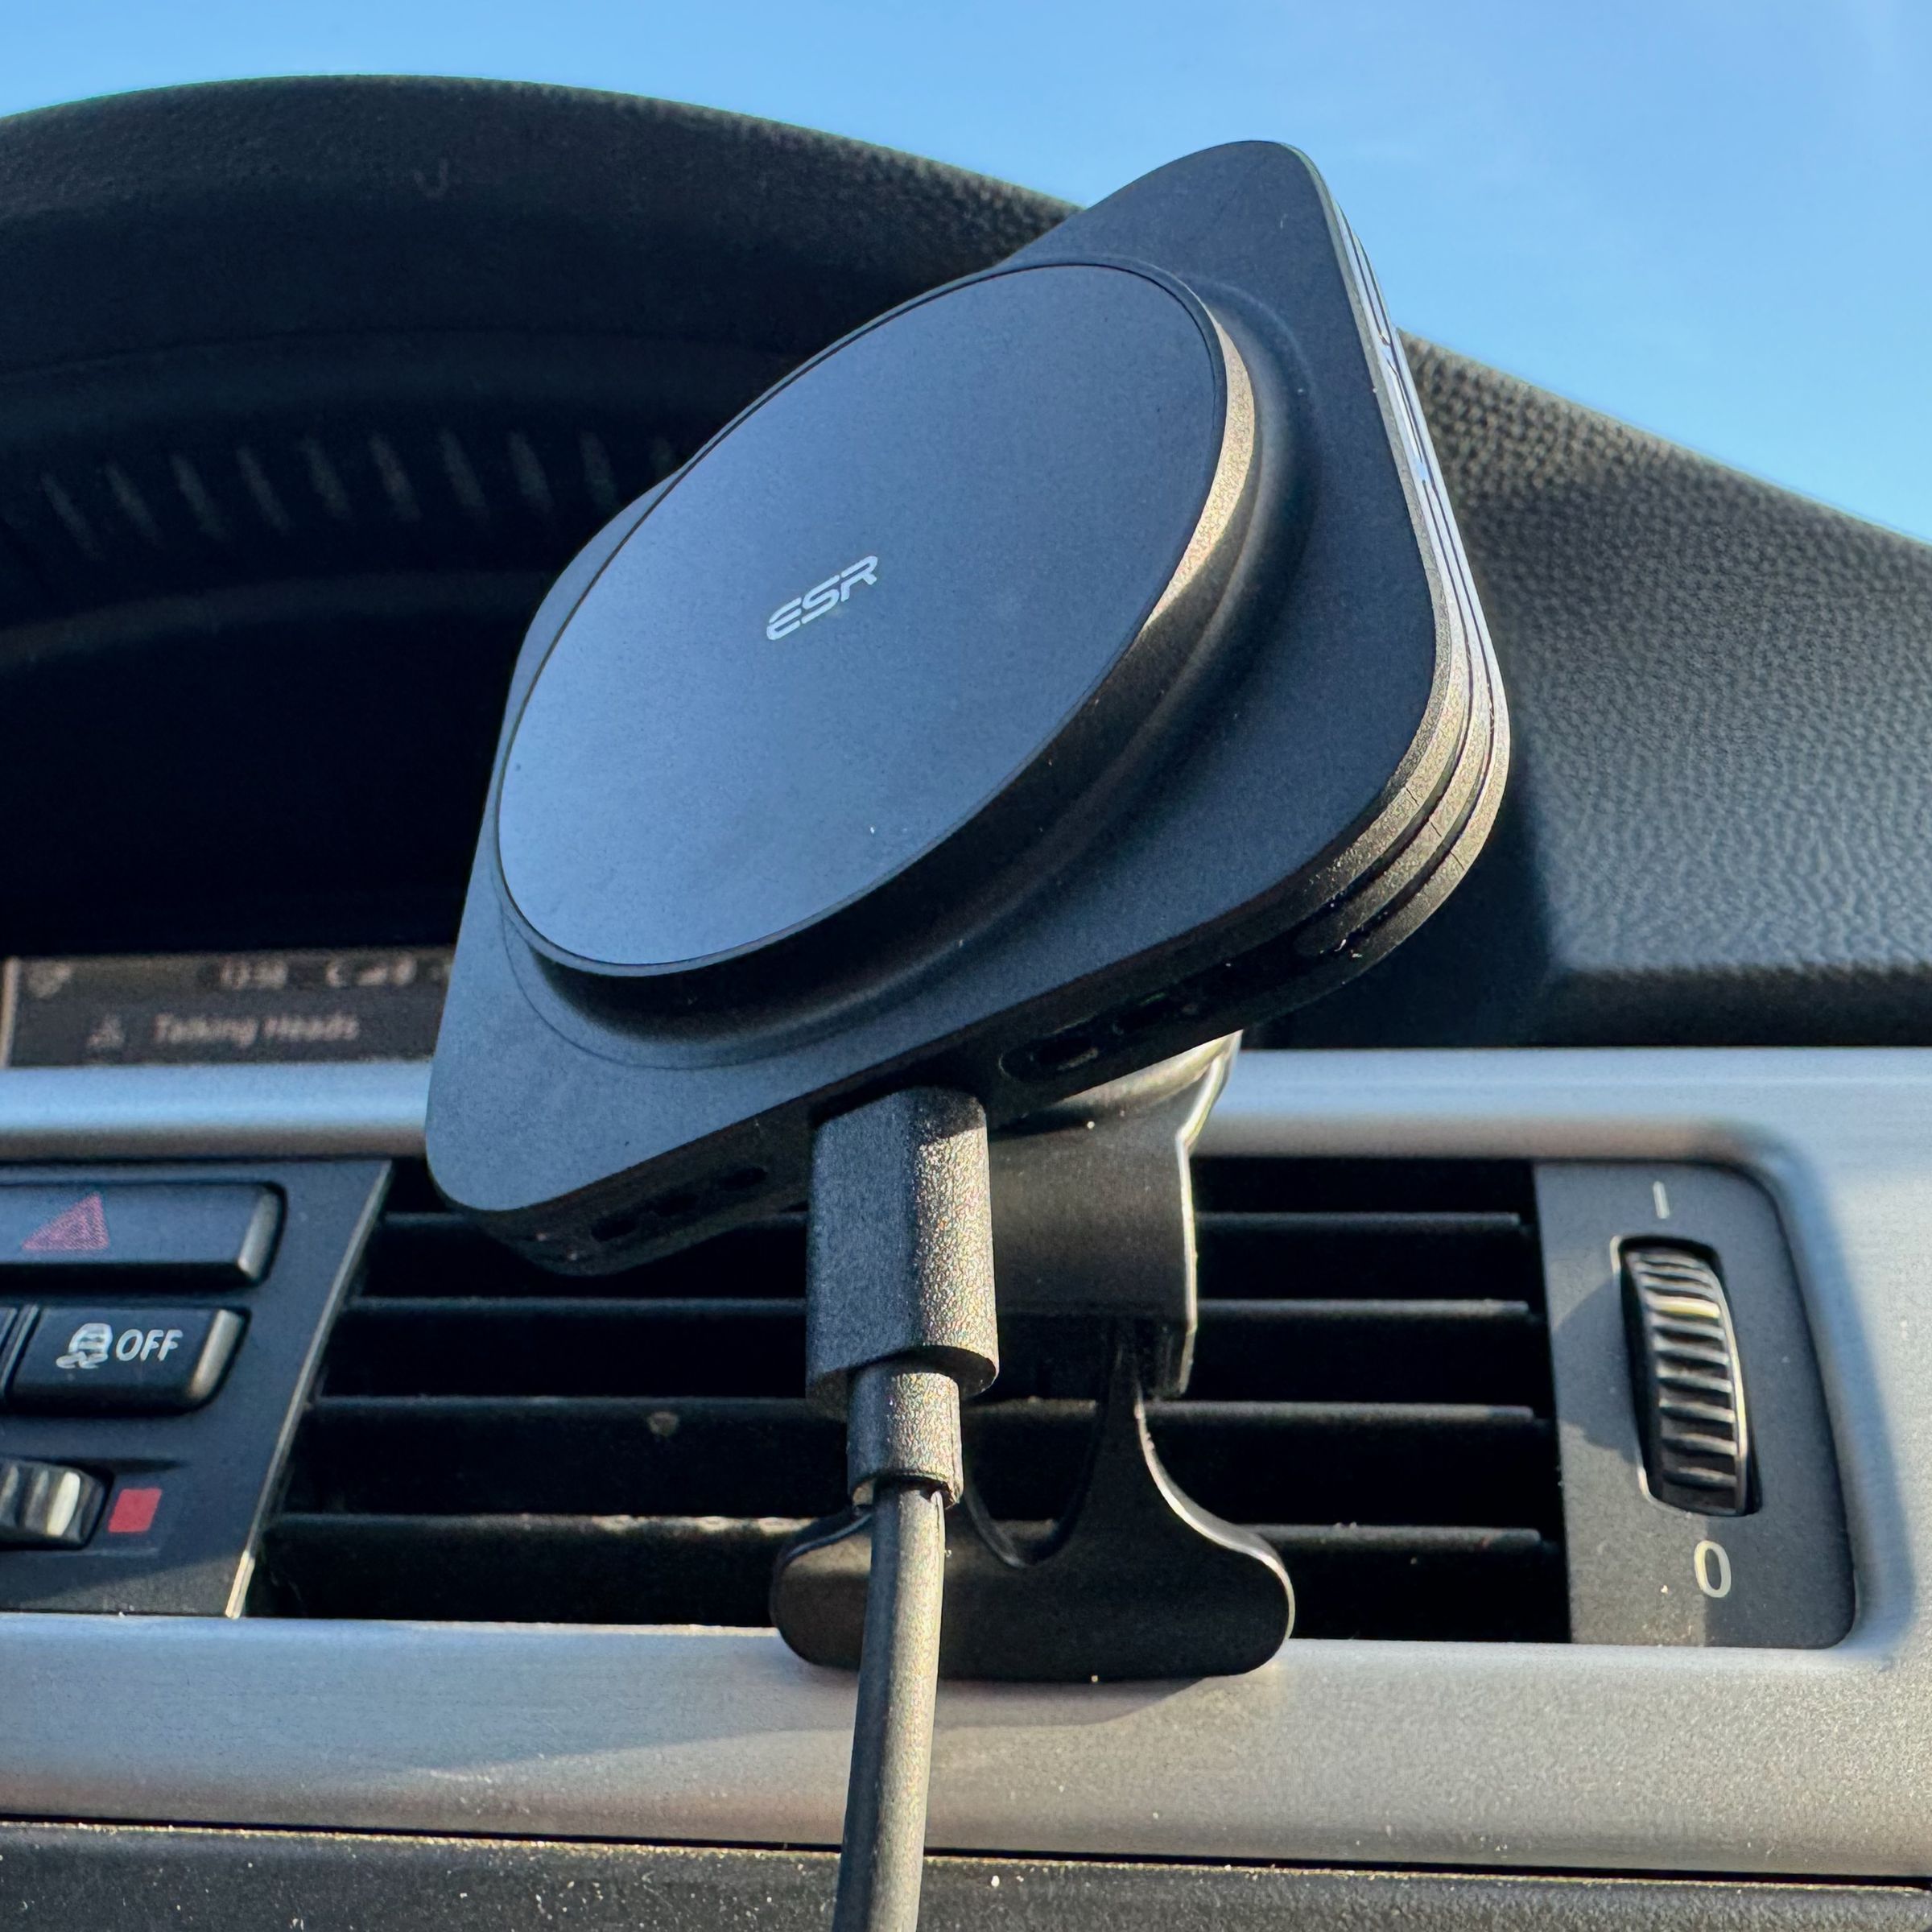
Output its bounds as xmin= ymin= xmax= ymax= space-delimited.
xmin=0 ymin=1455 xmax=104 ymax=1548
xmin=1621 ymin=1244 xmax=1752 ymax=1515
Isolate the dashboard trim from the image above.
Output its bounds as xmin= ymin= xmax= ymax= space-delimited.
xmin=0 ymin=1059 xmax=429 ymax=1158
xmin=0 ymin=1046 xmax=1928 ymax=1877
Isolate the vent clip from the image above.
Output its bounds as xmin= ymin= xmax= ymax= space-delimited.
xmin=774 ymin=1038 xmax=1294 ymax=1680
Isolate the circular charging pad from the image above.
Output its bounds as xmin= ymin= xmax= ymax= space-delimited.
xmin=497 ymin=262 xmax=1254 ymax=975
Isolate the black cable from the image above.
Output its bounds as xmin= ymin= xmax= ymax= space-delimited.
xmin=806 ymin=1089 xmax=1001 ymax=1932
xmin=832 ymin=1465 xmax=949 ymax=1932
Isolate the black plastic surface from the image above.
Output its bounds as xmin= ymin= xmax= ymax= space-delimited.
xmin=1538 ymin=1163 xmax=1852 ymax=1646
xmin=0 ymin=1162 xmax=382 ymax=1613
xmin=989 ymin=1037 xmax=1231 ymax=1397
xmin=776 ymin=1329 xmax=1294 ymax=1680
xmin=0 ymin=1824 xmax=1923 ymax=1930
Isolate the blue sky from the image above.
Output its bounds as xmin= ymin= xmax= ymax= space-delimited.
xmin=4 ymin=1 xmax=1928 ymax=542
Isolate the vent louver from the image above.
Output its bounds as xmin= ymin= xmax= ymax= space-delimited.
xmin=258 ymin=1158 xmax=1566 ymax=1641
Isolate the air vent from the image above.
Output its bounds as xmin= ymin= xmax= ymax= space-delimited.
xmin=0 ymin=333 xmax=757 ymax=620
xmin=256 ymin=1158 xmax=1566 ymax=1641
xmin=0 ymin=415 xmax=694 ymax=609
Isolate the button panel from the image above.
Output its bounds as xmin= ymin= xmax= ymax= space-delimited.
xmin=0 ymin=1183 xmax=281 ymax=1285
xmin=9 ymin=1307 xmax=246 ymax=1414
xmin=0 ymin=1159 xmax=382 ymax=1614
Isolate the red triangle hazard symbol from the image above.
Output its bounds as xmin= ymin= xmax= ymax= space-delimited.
xmin=21 ymin=1191 xmax=110 ymax=1254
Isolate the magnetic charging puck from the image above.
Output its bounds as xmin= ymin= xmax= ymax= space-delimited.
xmin=497 ymin=262 xmax=1257 ymax=976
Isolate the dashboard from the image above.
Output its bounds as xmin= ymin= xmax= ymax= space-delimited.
xmin=2 ymin=69 xmax=1932 ymax=1931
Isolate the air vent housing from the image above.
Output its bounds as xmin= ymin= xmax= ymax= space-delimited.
xmin=258 ymin=1157 xmax=1566 ymax=1641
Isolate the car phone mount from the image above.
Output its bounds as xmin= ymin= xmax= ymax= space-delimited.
xmin=427 ymin=137 xmax=1505 ymax=1932
xmin=427 ymin=140 xmax=1505 ymax=1274
xmin=774 ymin=1037 xmax=1297 ymax=1681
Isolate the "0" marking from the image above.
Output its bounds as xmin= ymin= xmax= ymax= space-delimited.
xmin=1694 ymin=1539 xmax=1732 ymax=1600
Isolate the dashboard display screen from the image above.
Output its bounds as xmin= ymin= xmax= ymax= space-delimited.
xmin=0 ymin=948 xmax=453 ymax=1067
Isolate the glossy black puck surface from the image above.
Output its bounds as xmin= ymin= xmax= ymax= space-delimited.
xmin=497 ymin=262 xmax=1245 ymax=975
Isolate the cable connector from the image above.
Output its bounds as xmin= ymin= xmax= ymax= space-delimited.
xmin=846 ymin=1363 xmax=965 ymax=1505
xmin=807 ymin=1085 xmax=999 ymax=1446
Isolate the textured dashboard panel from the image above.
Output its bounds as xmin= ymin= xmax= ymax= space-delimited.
xmin=0 ymin=76 xmax=1062 ymax=385
xmin=1289 ymin=342 xmax=1932 ymax=1046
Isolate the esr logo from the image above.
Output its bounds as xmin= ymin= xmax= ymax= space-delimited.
xmin=766 ymin=555 xmax=878 ymax=641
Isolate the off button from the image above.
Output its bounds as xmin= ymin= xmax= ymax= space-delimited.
xmin=8 ymin=1307 xmax=245 ymax=1414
